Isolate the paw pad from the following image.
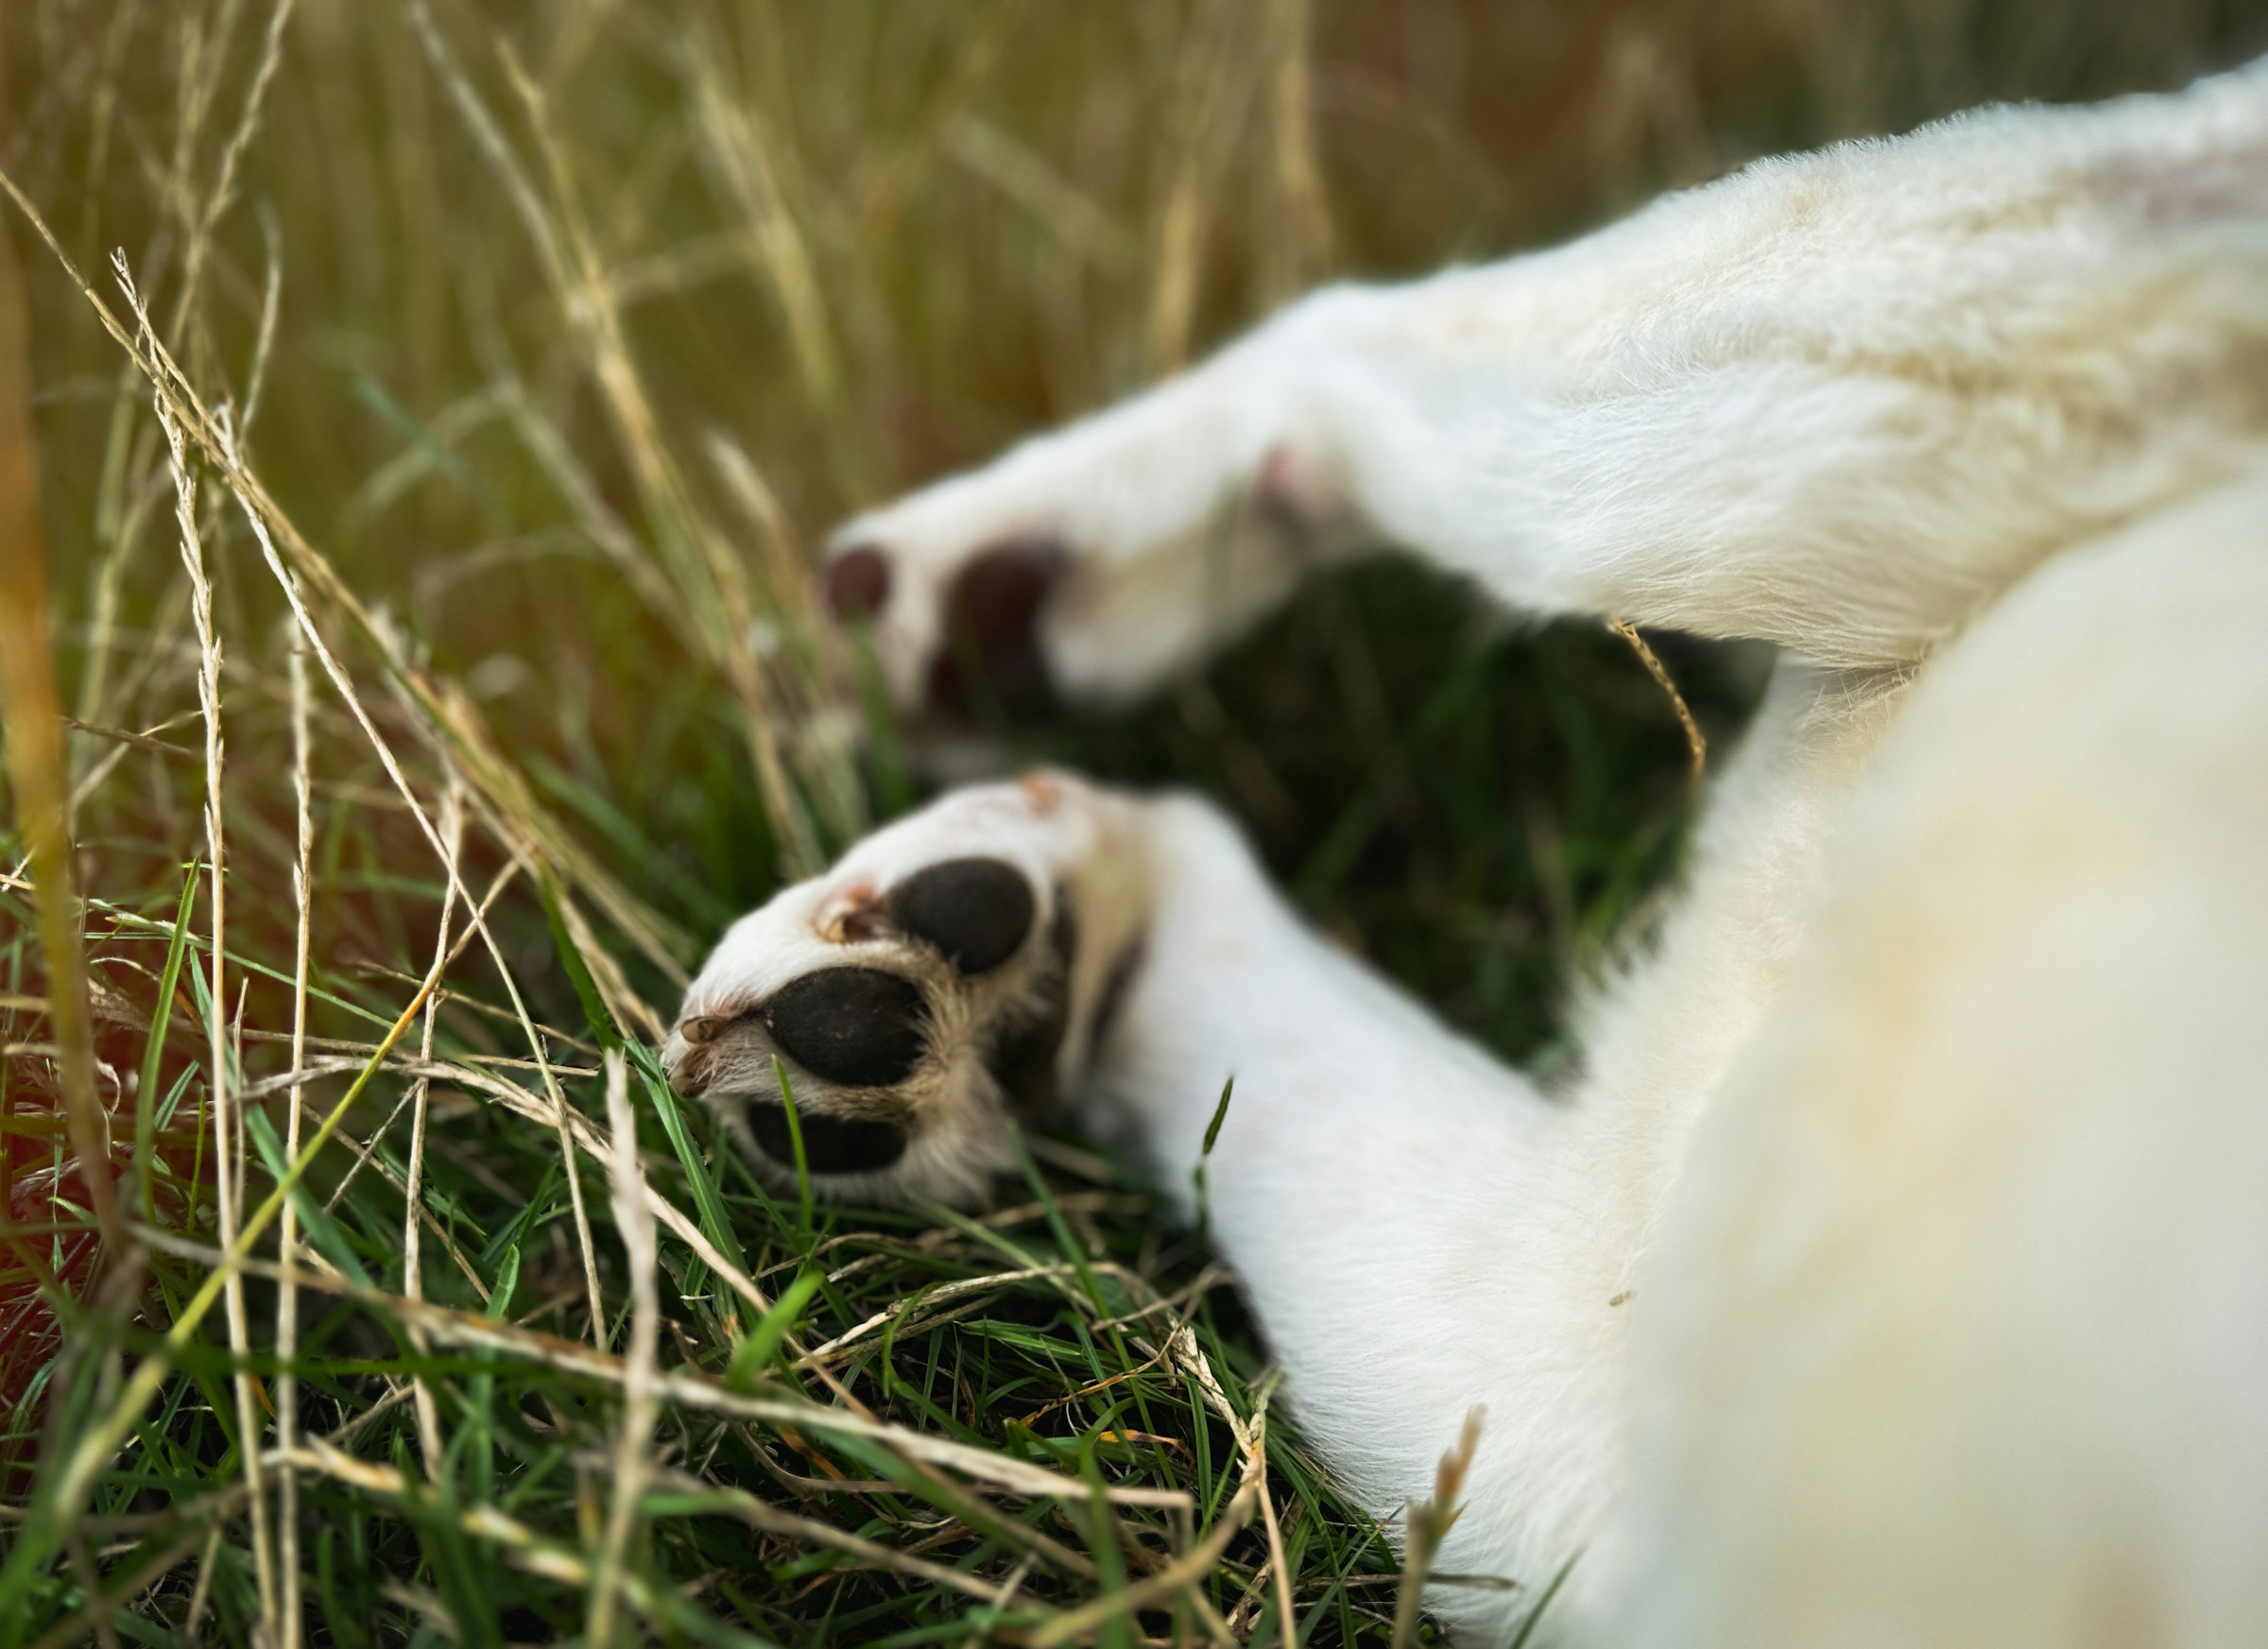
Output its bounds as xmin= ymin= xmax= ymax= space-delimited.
xmin=744 ymin=1100 xmax=907 ymax=1175
xmin=764 ymin=967 xmax=928 ymax=1088
xmin=824 ymin=542 xmax=892 ymax=621
xmin=889 ymin=856 xmax=1035 ymax=974
xmin=926 ymin=537 xmax=1068 ymax=717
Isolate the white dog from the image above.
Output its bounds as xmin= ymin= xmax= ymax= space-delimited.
xmin=664 ymin=59 xmax=2268 ymax=1646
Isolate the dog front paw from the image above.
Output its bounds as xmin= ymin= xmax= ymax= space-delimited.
xmin=662 ymin=775 xmax=1153 ymax=1205
xmin=819 ymin=351 xmax=1353 ymax=721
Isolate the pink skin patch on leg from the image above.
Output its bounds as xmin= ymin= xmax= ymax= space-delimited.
xmin=1256 ymin=441 xmax=1341 ymax=530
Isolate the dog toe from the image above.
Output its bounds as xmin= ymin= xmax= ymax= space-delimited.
xmin=762 ymin=967 xmax=929 ymax=1088
xmin=888 ymin=856 xmax=1037 ymax=974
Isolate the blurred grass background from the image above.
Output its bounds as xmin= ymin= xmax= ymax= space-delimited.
xmin=4 ymin=2 xmax=2265 ymax=1644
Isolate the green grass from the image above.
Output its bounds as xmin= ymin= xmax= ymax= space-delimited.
xmin=3 ymin=2 xmax=2262 ymax=1644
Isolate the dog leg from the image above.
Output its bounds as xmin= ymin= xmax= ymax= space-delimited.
xmin=830 ymin=59 xmax=2268 ymax=709
xmin=663 ymin=774 xmax=1606 ymax=1640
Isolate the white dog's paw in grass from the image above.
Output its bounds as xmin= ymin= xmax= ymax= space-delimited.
xmin=662 ymin=774 xmax=1155 ymax=1206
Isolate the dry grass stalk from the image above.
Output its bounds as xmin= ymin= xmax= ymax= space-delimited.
xmin=179 ymin=1522 xmax=223 ymax=1645
xmin=1611 ymin=618 xmax=1710 ymax=789
xmin=401 ymin=782 xmax=467 ymax=1470
xmin=1392 ymin=1406 xmax=1487 ymax=1649
xmin=797 ymin=1263 xmax=1092 ymax=1366
xmin=272 ymin=625 xmax=315 ymax=1649
xmin=270 ymin=1435 xmax=1036 ymax=1637
xmin=1024 ymin=1395 xmax=1265 ymax=1643
xmin=136 ymin=258 xmax=283 ymax=1634
xmin=322 ymin=1039 xmax=771 ymax=1325
xmin=1254 ymin=1409 xmax=1299 ymax=1649
xmin=588 ymin=1049 xmax=661 ymax=1644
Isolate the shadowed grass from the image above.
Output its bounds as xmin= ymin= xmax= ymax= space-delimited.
xmin=4 ymin=2 xmax=2265 ymax=1645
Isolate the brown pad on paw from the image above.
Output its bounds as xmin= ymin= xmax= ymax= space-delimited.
xmin=824 ymin=542 xmax=893 ymax=621
xmin=765 ymin=967 xmax=927 ymax=1088
xmin=889 ymin=857 xmax=1035 ymax=974
xmin=927 ymin=537 xmax=1067 ymax=718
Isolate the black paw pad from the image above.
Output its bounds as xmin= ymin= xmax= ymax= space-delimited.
xmin=744 ymin=1101 xmax=908 ymax=1175
xmin=889 ymin=857 xmax=1035 ymax=974
xmin=765 ymin=967 xmax=927 ymax=1088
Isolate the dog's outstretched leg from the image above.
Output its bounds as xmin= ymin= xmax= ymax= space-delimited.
xmin=662 ymin=773 xmax=1607 ymax=1641
xmin=830 ymin=60 xmax=2268 ymax=711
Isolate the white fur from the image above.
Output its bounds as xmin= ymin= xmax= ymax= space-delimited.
xmin=681 ymin=59 xmax=2268 ymax=1645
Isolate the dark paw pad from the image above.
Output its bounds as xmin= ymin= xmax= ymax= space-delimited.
xmin=765 ymin=967 xmax=927 ymax=1088
xmin=744 ymin=1100 xmax=908 ymax=1175
xmin=889 ymin=857 xmax=1035 ymax=974
xmin=824 ymin=543 xmax=892 ymax=621
xmin=927 ymin=537 xmax=1068 ymax=718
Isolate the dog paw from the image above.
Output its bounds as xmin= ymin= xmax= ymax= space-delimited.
xmin=662 ymin=774 xmax=1154 ymax=1205
xmin=820 ymin=352 xmax=1355 ymax=721
xmin=828 ymin=531 xmax=1072 ymax=720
